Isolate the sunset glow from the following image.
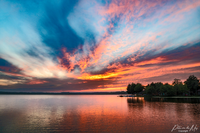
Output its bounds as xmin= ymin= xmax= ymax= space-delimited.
xmin=0 ymin=0 xmax=200 ymax=92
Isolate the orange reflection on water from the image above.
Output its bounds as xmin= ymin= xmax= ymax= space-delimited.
xmin=0 ymin=95 xmax=199 ymax=132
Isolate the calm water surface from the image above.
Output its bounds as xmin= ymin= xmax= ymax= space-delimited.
xmin=0 ymin=95 xmax=199 ymax=133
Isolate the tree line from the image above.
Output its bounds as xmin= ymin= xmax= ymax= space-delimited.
xmin=126 ymin=75 xmax=200 ymax=96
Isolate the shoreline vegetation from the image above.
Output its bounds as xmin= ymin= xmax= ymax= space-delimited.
xmin=127 ymin=75 xmax=200 ymax=97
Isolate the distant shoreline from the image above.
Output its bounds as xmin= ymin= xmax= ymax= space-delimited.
xmin=0 ymin=91 xmax=127 ymax=95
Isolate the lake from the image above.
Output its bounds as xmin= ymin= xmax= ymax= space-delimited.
xmin=0 ymin=95 xmax=199 ymax=133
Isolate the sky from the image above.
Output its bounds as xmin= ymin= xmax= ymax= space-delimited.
xmin=0 ymin=0 xmax=200 ymax=92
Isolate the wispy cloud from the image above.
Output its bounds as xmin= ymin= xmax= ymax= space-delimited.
xmin=0 ymin=0 xmax=200 ymax=91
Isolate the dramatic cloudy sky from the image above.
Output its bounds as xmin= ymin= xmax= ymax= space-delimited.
xmin=0 ymin=0 xmax=200 ymax=92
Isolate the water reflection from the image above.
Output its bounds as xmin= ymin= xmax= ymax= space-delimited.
xmin=0 ymin=95 xmax=199 ymax=133
xmin=144 ymin=97 xmax=200 ymax=103
xmin=127 ymin=97 xmax=145 ymax=103
xmin=127 ymin=97 xmax=200 ymax=130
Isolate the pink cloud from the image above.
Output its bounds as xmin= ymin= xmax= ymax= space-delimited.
xmin=27 ymin=80 xmax=48 ymax=85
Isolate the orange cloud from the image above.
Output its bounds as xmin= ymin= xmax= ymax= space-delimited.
xmin=27 ymin=80 xmax=48 ymax=85
xmin=135 ymin=57 xmax=176 ymax=66
xmin=78 ymin=72 xmax=118 ymax=80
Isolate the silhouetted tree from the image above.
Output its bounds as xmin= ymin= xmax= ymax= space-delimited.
xmin=160 ymin=83 xmax=175 ymax=96
xmin=126 ymin=75 xmax=198 ymax=96
xmin=131 ymin=83 xmax=137 ymax=94
xmin=184 ymin=75 xmax=199 ymax=95
xmin=134 ymin=83 xmax=144 ymax=93
xmin=166 ymin=84 xmax=175 ymax=96
xmin=154 ymin=82 xmax=163 ymax=94
xmin=145 ymin=82 xmax=163 ymax=95
xmin=127 ymin=84 xmax=131 ymax=94
xmin=145 ymin=85 xmax=156 ymax=95
xmin=126 ymin=83 xmax=137 ymax=94
xmin=173 ymin=83 xmax=189 ymax=95
xmin=172 ymin=78 xmax=182 ymax=85
xmin=160 ymin=84 xmax=167 ymax=95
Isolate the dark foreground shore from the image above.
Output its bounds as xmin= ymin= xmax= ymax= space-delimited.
xmin=152 ymin=96 xmax=200 ymax=98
